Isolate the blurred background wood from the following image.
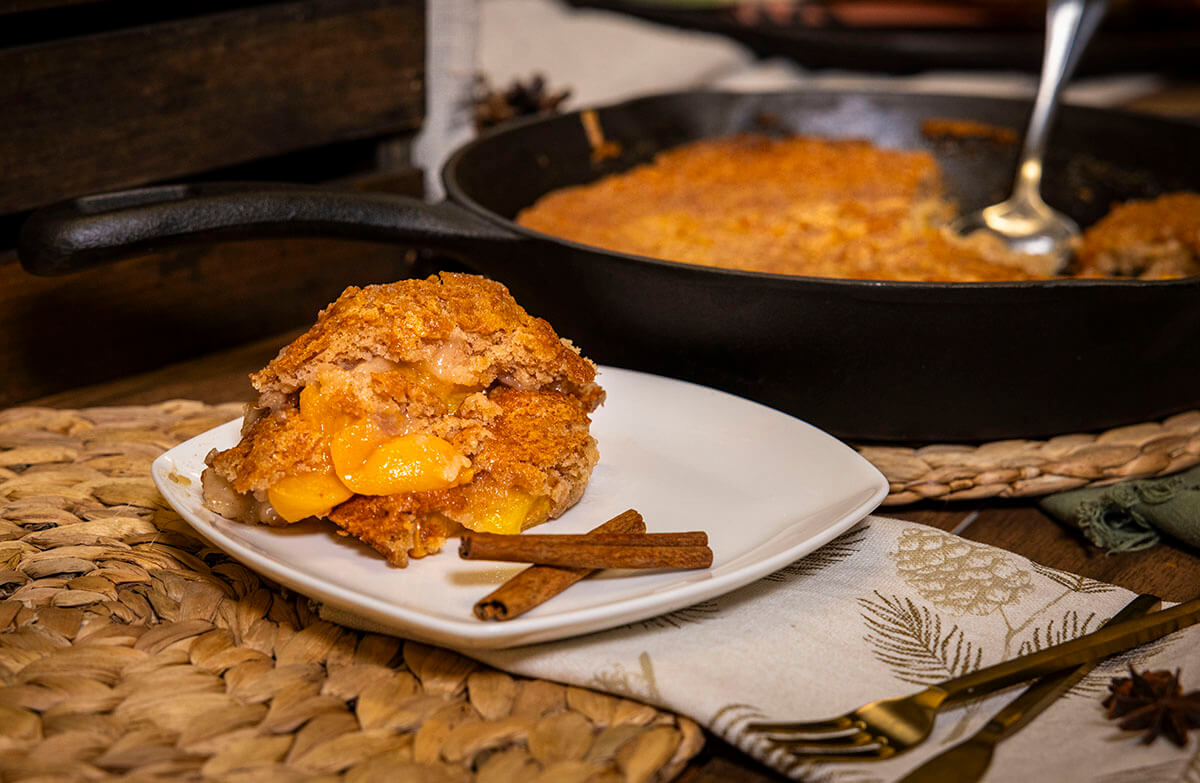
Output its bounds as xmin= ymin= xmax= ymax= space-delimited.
xmin=0 ymin=0 xmax=424 ymax=213
xmin=0 ymin=0 xmax=427 ymax=408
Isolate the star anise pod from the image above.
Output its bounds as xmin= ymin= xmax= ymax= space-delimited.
xmin=1103 ymin=666 xmax=1200 ymax=747
xmin=473 ymin=74 xmax=571 ymax=132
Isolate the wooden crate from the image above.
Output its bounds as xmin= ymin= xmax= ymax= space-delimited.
xmin=0 ymin=0 xmax=427 ymax=407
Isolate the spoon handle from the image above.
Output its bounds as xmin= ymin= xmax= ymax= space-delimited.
xmin=1015 ymin=0 xmax=1109 ymax=203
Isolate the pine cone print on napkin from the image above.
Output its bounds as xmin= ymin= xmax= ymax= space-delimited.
xmin=890 ymin=528 xmax=1035 ymax=615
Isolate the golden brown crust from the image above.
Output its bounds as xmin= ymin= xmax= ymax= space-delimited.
xmin=210 ymin=407 xmax=333 ymax=494
xmin=327 ymin=495 xmax=457 ymax=567
xmin=516 ymin=133 xmax=1054 ymax=282
xmin=921 ymin=117 xmax=1018 ymax=145
xmin=1076 ymin=193 xmax=1200 ymax=279
xmin=471 ymin=387 xmax=599 ymax=517
xmin=251 ymin=272 xmax=598 ymax=399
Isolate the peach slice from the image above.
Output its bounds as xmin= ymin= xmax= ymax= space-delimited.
xmin=267 ymin=473 xmax=354 ymax=523
xmin=467 ymin=490 xmax=551 ymax=535
xmin=332 ymin=420 xmax=470 ymax=495
xmin=298 ymin=381 xmax=356 ymax=435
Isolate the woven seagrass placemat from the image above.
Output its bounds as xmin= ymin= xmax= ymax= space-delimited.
xmin=0 ymin=402 xmax=703 ymax=782
xmin=863 ymin=410 xmax=1200 ymax=505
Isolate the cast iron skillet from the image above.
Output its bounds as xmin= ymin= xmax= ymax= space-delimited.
xmin=18 ymin=90 xmax=1200 ymax=443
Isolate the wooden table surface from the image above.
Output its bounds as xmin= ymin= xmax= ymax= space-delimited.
xmin=28 ymin=328 xmax=1200 ymax=783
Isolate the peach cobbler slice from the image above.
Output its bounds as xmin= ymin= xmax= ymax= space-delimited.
xmin=201 ymin=273 xmax=603 ymax=567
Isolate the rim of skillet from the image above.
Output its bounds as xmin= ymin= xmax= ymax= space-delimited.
xmin=442 ymin=88 xmax=1200 ymax=294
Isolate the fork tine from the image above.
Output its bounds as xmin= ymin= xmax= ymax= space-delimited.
xmin=767 ymin=731 xmax=878 ymax=750
xmin=746 ymin=716 xmax=859 ymax=734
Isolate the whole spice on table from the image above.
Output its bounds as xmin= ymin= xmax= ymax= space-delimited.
xmin=1103 ymin=666 xmax=1200 ymax=746
xmin=473 ymin=508 xmax=646 ymax=620
xmin=460 ymin=529 xmax=713 ymax=569
xmin=473 ymin=73 xmax=570 ymax=131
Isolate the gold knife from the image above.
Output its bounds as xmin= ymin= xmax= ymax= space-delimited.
xmin=897 ymin=593 xmax=1162 ymax=783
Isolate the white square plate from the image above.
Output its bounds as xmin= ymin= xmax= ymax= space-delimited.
xmin=152 ymin=366 xmax=887 ymax=649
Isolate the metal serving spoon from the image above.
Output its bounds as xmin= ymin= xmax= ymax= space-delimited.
xmin=952 ymin=0 xmax=1109 ymax=269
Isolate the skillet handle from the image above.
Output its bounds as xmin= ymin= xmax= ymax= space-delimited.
xmin=18 ymin=182 xmax=523 ymax=276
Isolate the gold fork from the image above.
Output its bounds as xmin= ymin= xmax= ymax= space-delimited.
xmin=748 ymin=594 xmax=1200 ymax=762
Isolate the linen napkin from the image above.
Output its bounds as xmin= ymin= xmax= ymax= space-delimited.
xmin=460 ymin=516 xmax=1200 ymax=782
xmin=1040 ymin=465 xmax=1200 ymax=554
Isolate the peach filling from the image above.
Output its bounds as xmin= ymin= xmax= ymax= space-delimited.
xmin=467 ymin=489 xmax=552 ymax=535
xmin=298 ymin=382 xmax=355 ymax=435
xmin=265 ymin=370 xmax=479 ymax=523
xmin=331 ymin=420 xmax=471 ymax=495
xmin=392 ymin=363 xmax=479 ymax=412
xmin=267 ymin=474 xmax=354 ymax=523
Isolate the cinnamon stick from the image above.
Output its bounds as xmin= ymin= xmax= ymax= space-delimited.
xmin=475 ymin=531 xmax=708 ymax=548
xmin=460 ymin=531 xmax=713 ymax=570
xmin=472 ymin=509 xmax=646 ymax=621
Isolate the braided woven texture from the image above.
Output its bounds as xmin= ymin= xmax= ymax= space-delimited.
xmin=863 ymin=411 xmax=1200 ymax=505
xmin=0 ymin=402 xmax=703 ymax=783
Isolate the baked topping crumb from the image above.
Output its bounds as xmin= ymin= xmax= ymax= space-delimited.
xmin=517 ymin=132 xmax=1196 ymax=282
xmin=517 ymin=133 xmax=1050 ymax=282
xmin=1076 ymin=193 xmax=1200 ymax=279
